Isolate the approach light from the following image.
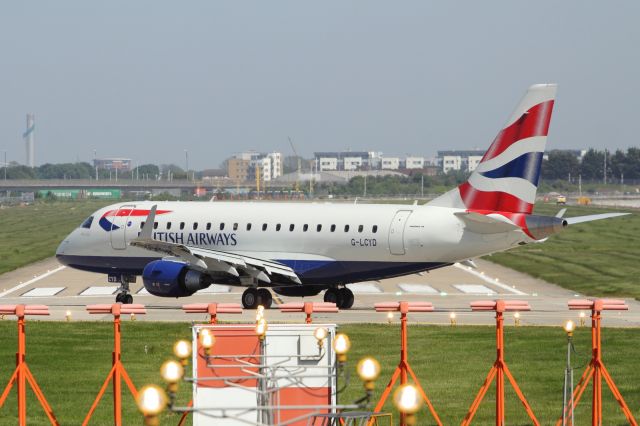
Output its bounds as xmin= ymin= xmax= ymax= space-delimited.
xmin=173 ymin=340 xmax=192 ymax=365
xmin=255 ymin=318 xmax=268 ymax=340
xmin=314 ymin=327 xmax=328 ymax=348
xmin=199 ymin=329 xmax=215 ymax=356
xmin=65 ymin=310 xmax=72 ymax=322
xmin=393 ymin=384 xmax=423 ymax=426
xmin=357 ymin=357 xmax=381 ymax=391
xmin=160 ymin=360 xmax=184 ymax=393
xmin=130 ymin=313 xmax=136 ymax=321
xmin=387 ymin=312 xmax=394 ymax=324
xmin=564 ymin=320 xmax=575 ymax=337
xmin=256 ymin=305 xmax=265 ymax=322
xmin=333 ymin=333 xmax=351 ymax=363
xmin=579 ymin=311 xmax=586 ymax=327
xmin=514 ymin=312 xmax=521 ymax=327
xmin=136 ymin=384 xmax=167 ymax=425
xmin=449 ymin=312 xmax=457 ymax=326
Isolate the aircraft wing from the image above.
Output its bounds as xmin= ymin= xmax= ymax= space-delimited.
xmin=454 ymin=211 xmax=520 ymax=234
xmin=130 ymin=205 xmax=301 ymax=285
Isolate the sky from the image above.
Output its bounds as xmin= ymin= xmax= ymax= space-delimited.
xmin=1 ymin=1 xmax=639 ymax=170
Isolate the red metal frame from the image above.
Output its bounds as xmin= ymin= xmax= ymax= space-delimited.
xmin=372 ymin=301 xmax=442 ymax=426
xmin=279 ymin=301 xmax=338 ymax=323
xmin=178 ymin=302 xmax=244 ymax=426
xmin=182 ymin=302 xmax=243 ymax=324
xmin=81 ymin=304 xmax=146 ymax=426
xmin=0 ymin=304 xmax=59 ymax=426
xmin=461 ymin=300 xmax=539 ymax=426
xmin=556 ymin=299 xmax=638 ymax=426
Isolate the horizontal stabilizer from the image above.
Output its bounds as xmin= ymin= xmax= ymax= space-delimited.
xmin=566 ymin=212 xmax=630 ymax=225
xmin=454 ymin=211 xmax=520 ymax=234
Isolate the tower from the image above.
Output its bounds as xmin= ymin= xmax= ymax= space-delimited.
xmin=23 ymin=114 xmax=35 ymax=167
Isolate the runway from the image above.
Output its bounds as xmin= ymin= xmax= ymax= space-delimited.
xmin=0 ymin=257 xmax=638 ymax=327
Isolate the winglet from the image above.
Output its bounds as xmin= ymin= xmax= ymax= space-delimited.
xmin=139 ymin=205 xmax=158 ymax=240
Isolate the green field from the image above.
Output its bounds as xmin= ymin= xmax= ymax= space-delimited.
xmin=0 ymin=321 xmax=639 ymax=425
xmin=486 ymin=203 xmax=640 ymax=300
xmin=0 ymin=200 xmax=111 ymax=275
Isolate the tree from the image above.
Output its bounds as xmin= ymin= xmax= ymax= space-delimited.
xmin=580 ymin=149 xmax=605 ymax=181
xmin=541 ymin=150 xmax=580 ymax=181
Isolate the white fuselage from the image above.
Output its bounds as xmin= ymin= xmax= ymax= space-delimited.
xmin=56 ymin=201 xmax=529 ymax=286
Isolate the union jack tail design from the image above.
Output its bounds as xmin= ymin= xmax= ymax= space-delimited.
xmin=428 ymin=84 xmax=557 ymax=214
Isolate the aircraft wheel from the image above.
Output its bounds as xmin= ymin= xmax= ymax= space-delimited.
xmin=258 ymin=288 xmax=273 ymax=309
xmin=323 ymin=288 xmax=343 ymax=307
xmin=338 ymin=288 xmax=354 ymax=309
xmin=123 ymin=294 xmax=133 ymax=305
xmin=242 ymin=288 xmax=259 ymax=309
xmin=115 ymin=293 xmax=124 ymax=304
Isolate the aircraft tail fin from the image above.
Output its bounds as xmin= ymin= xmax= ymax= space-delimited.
xmin=427 ymin=84 xmax=557 ymax=214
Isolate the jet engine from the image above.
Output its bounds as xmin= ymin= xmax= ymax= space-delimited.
xmin=524 ymin=215 xmax=568 ymax=240
xmin=142 ymin=260 xmax=212 ymax=297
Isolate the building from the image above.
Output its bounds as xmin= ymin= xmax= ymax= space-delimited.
xmin=94 ymin=158 xmax=132 ymax=171
xmin=226 ymin=151 xmax=283 ymax=182
xmin=313 ymin=151 xmax=373 ymax=171
xmin=404 ymin=157 xmax=425 ymax=169
xmin=381 ymin=157 xmax=400 ymax=170
xmin=437 ymin=150 xmax=485 ymax=173
xmin=318 ymin=157 xmax=338 ymax=171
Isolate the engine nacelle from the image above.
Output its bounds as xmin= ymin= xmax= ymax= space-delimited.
xmin=142 ymin=260 xmax=211 ymax=297
xmin=524 ymin=215 xmax=568 ymax=240
xmin=273 ymin=286 xmax=325 ymax=297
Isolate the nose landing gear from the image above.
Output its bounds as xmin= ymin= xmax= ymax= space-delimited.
xmin=115 ymin=276 xmax=133 ymax=305
xmin=323 ymin=287 xmax=354 ymax=309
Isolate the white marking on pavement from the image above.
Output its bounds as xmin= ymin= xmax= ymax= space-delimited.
xmin=0 ymin=266 xmax=66 ymax=298
xmin=21 ymin=287 xmax=65 ymax=297
xmin=454 ymin=284 xmax=496 ymax=295
xmin=346 ymin=282 xmax=383 ymax=293
xmin=80 ymin=286 xmax=119 ymax=296
xmin=453 ymin=263 xmax=527 ymax=295
xmin=397 ymin=283 xmax=438 ymax=294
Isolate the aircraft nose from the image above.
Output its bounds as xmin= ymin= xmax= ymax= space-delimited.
xmin=56 ymin=238 xmax=71 ymax=265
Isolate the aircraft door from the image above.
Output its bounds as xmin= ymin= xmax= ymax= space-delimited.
xmin=388 ymin=210 xmax=412 ymax=255
xmin=110 ymin=204 xmax=136 ymax=250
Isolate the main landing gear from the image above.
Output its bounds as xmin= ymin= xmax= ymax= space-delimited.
xmin=324 ymin=287 xmax=354 ymax=309
xmin=242 ymin=288 xmax=273 ymax=310
xmin=115 ymin=276 xmax=133 ymax=305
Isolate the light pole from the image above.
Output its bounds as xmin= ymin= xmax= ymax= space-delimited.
xmin=184 ymin=150 xmax=189 ymax=181
xmin=94 ymin=150 xmax=98 ymax=181
xmin=562 ymin=320 xmax=575 ymax=426
xmin=3 ymin=150 xmax=6 ymax=181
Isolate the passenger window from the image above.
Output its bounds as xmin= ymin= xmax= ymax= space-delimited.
xmin=220 ymin=223 xmax=225 ymax=231
xmin=344 ymin=225 xmax=350 ymax=232
xmin=262 ymin=223 xmax=268 ymax=231
xmin=276 ymin=224 xmax=281 ymax=231
xmin=303 ymin=224 xmax=309 ymax=232
xmin=358 ymin=225 xmax=364 ymax=233
xmin=154 ymin=222 xmax=158 ymax=229
xmin=330 ymin=224 xmax=336 ymax=232
xmin=206 ymin=223 xmax=211 ymax=231
xmin=167 ymin=222 xmax=172 ymax=230
xmin=80 ymin=216 xmax=94 ymax=229
xmin=317 ymin=224 xmax=322 ymax=232
xmin=372 ymin=225 xmax=378 ymax=233
xmin=233 ymin=223 xmax=238 ymax=231
xmin=180 ymin=222 xmax=185 ymax=230
xmin=247 ymin=223 xmax=252 ymax=231
xmin=289 ymin=224 xmax=295 ymax=231
xmin=193 ymin=223 xmax=198 ymax=230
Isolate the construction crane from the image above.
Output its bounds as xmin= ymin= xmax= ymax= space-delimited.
xmin=288 ymin=136 xmax=301 ymax=193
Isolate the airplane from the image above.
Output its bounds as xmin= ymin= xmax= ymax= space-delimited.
xmin=56 ymin=84 xmax=628 ymax=309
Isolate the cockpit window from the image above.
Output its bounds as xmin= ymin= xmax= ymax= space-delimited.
xmin=80 ymin=216 xmax=94 ymax=229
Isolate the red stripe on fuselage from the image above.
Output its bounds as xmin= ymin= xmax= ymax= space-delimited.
xmin=103 ymin=209 xmax=172 ymax=218
xmin=458 ymin=182 xmax=534 ymax=214
xmin=481 ymin=100 xmax=554 ymax=162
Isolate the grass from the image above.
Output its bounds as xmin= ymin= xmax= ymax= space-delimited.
xmin=486 ymin=203 xmax=640 ymax=300
xmin=0 ymin=321 xmax=639 ymax=425
xmin=0 ymin=200 xmax=111 ymax=275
